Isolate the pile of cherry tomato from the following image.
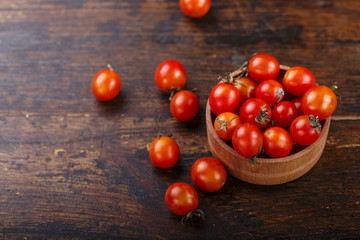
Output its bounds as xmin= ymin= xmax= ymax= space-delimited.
xmin=210 ymin=53 xmax=337 ymax=159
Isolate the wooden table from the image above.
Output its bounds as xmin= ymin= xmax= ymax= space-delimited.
xmin=0 ymin=1 xmax=359 ymax=239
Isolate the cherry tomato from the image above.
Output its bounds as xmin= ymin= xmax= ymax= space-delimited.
xmin=291 ymin=97 xmax=304 ymax=116
xmin=248 ymin=53 xmax=280 ymax=83
xmin=301 ymin=85 xmax=337 ymax=120
xmin=282 ymin=66 xmax=316 ymax=96
xmin=179 ymin=0 xmax=211 ymax=18
xmin=214 ymin=112 xmax=242 ymax=140
xmin=255 ymin=79 xmax=285 ymax=107
xmin=191 ymin=157 xmax=227 ymax=192
xmin=290 ymin=115 xmax=322 ymax=146
xmin=232 ymin=123 xmax=263 ymax=158
xmin=155 ymin=60 xmax=186 ymax=93
xmin=165 ymin=182 xmax=199 ymax=216
xmin=92 ymin=66 xmax=122 ymax=101
xmin=209 ymin=83 xmax=241 ymax=116
xmin=272 ymin=101 xmax=298 ymax=128
xmin=170 ymin=90 xmax=199 ymax=122
xmin=263 ymin=127 xmax=293 ymax=158
xmin=239 ymin=98 xmax=272 ymax=129
xmin=149 ymin=136 xmax=180 ymax=168
xmin=232 ymin=77 xmax=257 ymax=104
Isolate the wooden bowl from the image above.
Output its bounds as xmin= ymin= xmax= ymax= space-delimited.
xmin=205 ymin=65 xmax=331 ymax=185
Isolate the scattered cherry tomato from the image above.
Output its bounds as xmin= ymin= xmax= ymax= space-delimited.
xmin=290 ymin=115 xmax=322 ymax=146
xmin=232 ymin=123 xmax=263 ymax=158
xmin=272 ymin=101 xmax=298 ymax=128
xmin=248 ymin=53 xmax=280 ymax=83
xmin=149 ymin=135 xmax=180 ymax=168
xmin=282 ymin=66 xmax=316 ymax=96
xmin=209 ymin=83 xmax=241 ymax=116
xmin=255 ymin=79 xmax=285 ymax=107
xmin=301 ymin=85 xmax=337 ymax=120
xmin=155 ymin=60 xmax=186 ymax=93
xmin=92 ymin=66 xmax=122 ymax=101
xmin=214 ymin=112 xmax=242 ymax=140
xmin=232 ymin=77 xmax=257 ymax=104
xmin=170 ymin=90 xmax=199 ymax=122
xmin=165 ymin=182 xmax=199 ymax=216
xmin=239 ymin=98 xmax=272 ymax=129
xmin=179 ymin=0 xmax=211 ymax=18
xmin=263 ymin=127 xmax=293 ymax=158
xmin=191 ymin=157 xmax=227 ymax=192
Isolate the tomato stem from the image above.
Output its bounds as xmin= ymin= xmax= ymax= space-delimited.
xmin=309 ymin=115 xmax=321 ymax=134
xmin=255 ymin=105 xmax=272 ymax=126
xmin=215 ymin=116 xmax=240 ymax=132
xmin=107 ymin=64 xmax=114 ymax=71
xmin=181 ymin=209 xmax=205 ymax=225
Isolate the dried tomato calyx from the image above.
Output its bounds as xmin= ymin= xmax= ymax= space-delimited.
xmin=255 ymin=105 xmax=272 ymax=126
xmin=309 ymin=115 xmax=321 ymax=134
xmin=181 ymin=209 xmax=205 ymax=225
xmin=215 ymin=116 xmax=240 ymax=132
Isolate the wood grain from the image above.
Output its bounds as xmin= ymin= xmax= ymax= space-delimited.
xmin=0 ymin=0 xmax=359 ymax=239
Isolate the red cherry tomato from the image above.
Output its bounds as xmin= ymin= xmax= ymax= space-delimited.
xmin=191 ymin=157 xmax=227 ymax=192
xmin=301 ymin=85 xmax=337 ymax=120
xmin=263 ymin=127 xmax=293 ymax=158
xmin=232 ymin=123 xmax=263 ymax=158
xmin=165 ymin=182 xmax=199 ymax=216
xmin=209 ymin=83 xmax=241 ymax=116
xmin=291 ymin=97 xmax=304 ymax=116
xmin=232 ymin=77 xmax=257 ymax=104
xmin=214 ymin=112 xmax=242 ymax=140
xmin=179 ymin=0 xmax=211 ymax=18
xmin=272 ymin=101 xmax=298 ymax=128
xmin=170 ymin=90 xmax=199 ymax=121
xmin=282 ymin=66 xmax=316 ymax=96
xmin=248 ymin=53 xmax=280 ymax=83
xmin=92 ymin=67 xmax=122 ymax=101
xmin=255 ymin=79 xmax=285 ymax=107
xmin=290 ymin=115 xmax=322 ymax=146
xmin=239 ymin=98 xmax=272 ymax=129
xmin=155 ymin=60 xmax=186 ymax=93
xmin=149 ymin=136 xmax=180 ymax=168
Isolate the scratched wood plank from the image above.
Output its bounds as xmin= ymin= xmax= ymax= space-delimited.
xmin=0 ymin=0 xmax=359 ymax=239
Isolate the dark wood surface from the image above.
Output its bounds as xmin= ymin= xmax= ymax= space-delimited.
xmin=0 ymin=0 xmax=359 ymax=239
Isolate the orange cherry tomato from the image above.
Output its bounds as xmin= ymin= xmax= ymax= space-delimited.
xmin=92 ymin=66 xmax=121 ymax=101
xmin=149 ymin=136 xmax=180 ymax=169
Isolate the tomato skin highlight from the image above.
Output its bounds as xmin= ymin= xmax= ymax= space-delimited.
xmin=255 ymin=79 xmax=285 ymax=107
xmin=149 ymin=136 xmax=180 ymax=169
xmin=239 ymin=98 xmax=272 ymax=129
xmin=301 ymin=85 xmax=337 ymax=120
xmin=155 ymin=60 xmax=186 ymax=93
xmin=272 ymin=101 xmax=298 ymax=128
xmin=263 ymin=127 xmax=293 ymax=158
xmin=165 ymin=182 xmax=199 ymax=216
xmin=179 ymin=0 xmax=211 ymax=18
xmin=191 ymin=157 xmax=227 ymax=192
xmin=283 ymin=66 xmax=316 ymax=96
xmin=170 ymin=90 xmax=199 ymax=122
xmin=290 ymin=115 xmax=322 ymax=146
xmin=92 ymin=68 xmax=122 ymax=101
xmin=232 ymin=123 xmax=263 ymax=158
xmin=248 ymin=53 xmax=280 ymax=83
xmin=209 ymin=83 xmax=241 ymax=116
